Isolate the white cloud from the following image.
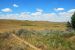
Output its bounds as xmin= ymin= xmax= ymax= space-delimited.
xmin=19 ymin=12 xmax=30 ymax=18
xmin=59 ymin=12 xmax=71 ymax=17
xmin=68 ymin=9 xmax=75 ymax=13
xmin=1 ymin=8 xmax=12 ymax=12
xmin=13 ymin=4 xmax=19 ymax=7
xmin=0 ymin=14 xmax=18 ymax=19
xmin=0 ymin=8 xmax=75 ymax=22
xmin=36 ymin=8 xmax=43 ymax=12
xmin=54 ymin=8 xmax=64 ymax=11
xmin=31 ymin=9 xmax=43 ymax=17
xmin=31 ymin=11 xmax=42 ymax=16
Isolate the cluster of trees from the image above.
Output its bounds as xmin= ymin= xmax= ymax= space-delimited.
xmin=67 ymin=12 xmax=75 ymax=30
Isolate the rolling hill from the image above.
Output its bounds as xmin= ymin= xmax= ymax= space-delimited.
xmin=1 ymin=19 xmax=74 ymax=50
xmin=0 ymin=19 xmax=67 ymax=32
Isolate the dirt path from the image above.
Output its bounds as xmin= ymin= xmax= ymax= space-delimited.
xmin=12 ymin=34 xmax=41 ymax=50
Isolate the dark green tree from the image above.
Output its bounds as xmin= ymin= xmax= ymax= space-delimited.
xmin=71 ymin=12 xmax=75 ymax=29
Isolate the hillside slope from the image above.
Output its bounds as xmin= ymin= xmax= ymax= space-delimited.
xmin=0 ymin=32 xmax=41 ymax=50
xmin=0 ymin=19 xmax=67 ymax=32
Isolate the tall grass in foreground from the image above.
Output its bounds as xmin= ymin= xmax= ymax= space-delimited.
xmin=0 ymin=29 xmax=75 ymax=50
xmin=14 ymin=29 xmax=75 ymax=50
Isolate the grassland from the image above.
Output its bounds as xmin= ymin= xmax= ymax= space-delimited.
xmin=0 ymin=19 xmax=75 ymax=50
xmin=0 ymin=19 xmax=67 ymax=32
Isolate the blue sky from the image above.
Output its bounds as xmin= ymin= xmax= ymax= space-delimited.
xmin=0 ymin=0 xmax=75 ymax=22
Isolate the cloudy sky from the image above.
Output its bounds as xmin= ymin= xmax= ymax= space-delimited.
xmin=0 ymin=0 xmax=75 ymax=22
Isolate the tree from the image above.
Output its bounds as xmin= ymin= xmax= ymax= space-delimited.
xmin=71 ymin=12 xmax=75 ymax=29
xmin=67 ymin=21 xmax=71 ymax=27
xmin=66 ymin=21 xmax=72 ymax=31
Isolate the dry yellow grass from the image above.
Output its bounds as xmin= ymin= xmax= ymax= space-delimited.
xmin=0 ymin=19 xmax=67 ymax=32
xmin=0 ymin=32 xmax=40 ymax=50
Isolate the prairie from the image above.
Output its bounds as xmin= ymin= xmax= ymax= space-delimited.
xmin=0 ymin=19 xmax=67 ymax=32
xmin=0 ymin=19 xmax=75 ymax=50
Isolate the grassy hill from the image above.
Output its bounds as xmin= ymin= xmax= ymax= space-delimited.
xmin=0 ymin=19 xmax=67 ymax=32
xmin=1 ymin=19 xmax=75 ymax=50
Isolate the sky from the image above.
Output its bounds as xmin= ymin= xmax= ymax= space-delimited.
xmin=0 ymin=0 xmax=75 ymax=22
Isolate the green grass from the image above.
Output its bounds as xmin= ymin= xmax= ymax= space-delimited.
xmin=0 ymin=20 xmax=75 ymax=50
xmin=0 ymin=29 xmax=75 ymax=50
xmin=13 ymin=29 xmax=75 ymax=50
